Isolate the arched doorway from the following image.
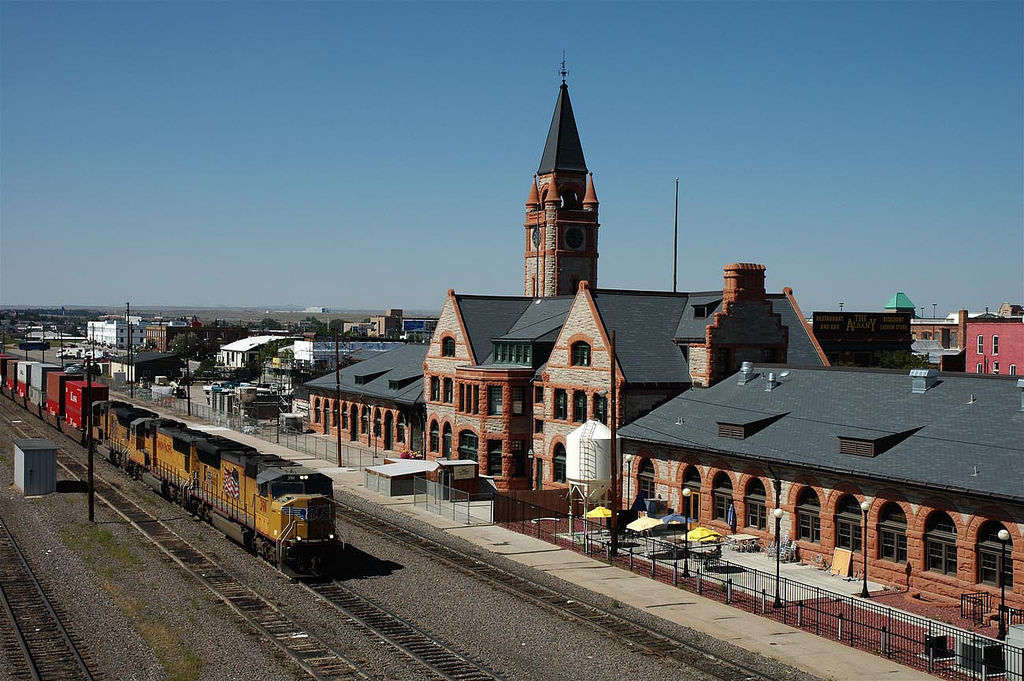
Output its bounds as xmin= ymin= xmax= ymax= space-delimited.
xmin=384 ymin=412 xmax=394 ymax=451
xmin=322 ymin=399 xmax=330 ymax=436
xmin=349 ymin=404 xmax=358 ymax=441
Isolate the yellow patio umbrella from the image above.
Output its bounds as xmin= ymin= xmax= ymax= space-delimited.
xmin=585 ymin=506 xmax=613 ymax=519
xmin=626 ymin=516 xmax=664 ymax=532
xmin=685 ymin=526 xmax=723 ymax=543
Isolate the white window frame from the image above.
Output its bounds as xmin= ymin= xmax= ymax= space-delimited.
xmin=1010 ymin=364 xmax=1017 ymax=376
xmin=976 ymin=363 xmax=983 ymax=374
xmin=992 ymin=335 xmax=999 ymax=355
xmin=977 ymin=335 xmax=984 ymax=354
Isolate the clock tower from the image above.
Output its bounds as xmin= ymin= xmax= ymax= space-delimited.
xmin=524 ymin=78 xmax=599 ymax=298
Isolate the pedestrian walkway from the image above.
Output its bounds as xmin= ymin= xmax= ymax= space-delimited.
xmin=121 ymin=399 xmax=940 ymax=680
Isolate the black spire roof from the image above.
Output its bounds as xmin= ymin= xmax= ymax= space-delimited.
xmin=537 ymin=82 xmax=587 ymax=175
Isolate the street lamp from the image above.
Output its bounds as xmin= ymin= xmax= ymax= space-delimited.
xmin=773 ymin=507 xmax=784 ymax=607
xmin=527 ymin=449 xmax=535 ymax=490
xmin=681 ymin=487 xmax=692 ymax=578
xmin=998 ymin=528 xmax=1011 ymax=640
xmin=860 ymin=500 xmax=871 ymax=598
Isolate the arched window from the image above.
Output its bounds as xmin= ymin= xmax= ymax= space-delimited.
xmin=429 ymin=420 xmax=439 ymax=453
xmin=796 ymin=488 xmax=821 ymax=543
xmin=745 ymin=479 xmax=767 ymax=530
xmin=373 ymin=409 xmax=382 ymax=437
xmin=442 ymin=337 xmax=456 ymax=357
xmin=977 ymin=521 xmax=1013 ymax=587
xmin=458 ymin=431 xmax=478 ymax=462
xmin=925 ymin=511 xmax=957 ymax=576
xmin=571 ymin=341 xmax=591 ymax=366
xmin=879 ymin=503 xmax=908 ymax=563
xmin=683 ymin=467 xmax=702 ymax=520
xmin=442 ymin=423 xmax=452 ymax=458
xmin=572 ymin=390 xmax=586 ymax=423
xmin=834 ymin=495 xmax=864 ymax=551
xmin=712 ymin=472 xmax=733 ymax=522
xmin=313 ymin=398 xmax=321 ymax=423
xmin=593 ymin=393 xmax=607 ymax=424
xmin=360 ymin=408 xmax=369 ymax=434
xmin=341 ymin=403 xmax=349 ymax=430
xmin=396 ymin=414 xmax=406 ymax=444
xmin=553 ymin=444 xmax=567 ymax=483
xmin=638 ymin=459 xmax=655 ymax=500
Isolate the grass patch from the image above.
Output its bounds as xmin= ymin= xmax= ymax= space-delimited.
xmin=60 ymin=523 xmax=202 ymax=681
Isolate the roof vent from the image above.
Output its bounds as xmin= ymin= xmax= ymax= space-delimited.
xmin=1017 ymin=378 xmax=1024 ymax=412
xmin=764 ymin=372 xmax=778 ymax=391
xmin=910 ymin=368 xmax=939 ymax=394
xmin=738 ymin=361 xmax=755 ymax=385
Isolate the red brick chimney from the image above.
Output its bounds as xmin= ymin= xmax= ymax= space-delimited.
xmin=722 ymin=263 xmax=767 ymax=303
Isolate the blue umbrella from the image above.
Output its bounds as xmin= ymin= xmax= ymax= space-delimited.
xmin=661 ymin=513 xmax=698 ymax=525
xmin=726 ymin=504 xmax=737 ymax=531
xmin=630 ymin=493 xmax=647 ymax=512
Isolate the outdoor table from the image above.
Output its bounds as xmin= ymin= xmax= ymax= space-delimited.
xmin=726 ymin=533 xmax=760 ymax=552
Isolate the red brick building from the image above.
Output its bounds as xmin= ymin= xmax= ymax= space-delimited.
xmin=968 ymin=316 xmax=1024 ymax=377
xmin=620 ymin=367 xmax=1023 ymax=610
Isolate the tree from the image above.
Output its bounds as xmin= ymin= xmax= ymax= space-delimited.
xmin=876 ymin=350 xmax=935 ymax=370
xmin=258 ymin=317 xmax=283 ymax=330
xmin=170 ymin=332 xmax=200 ymax=359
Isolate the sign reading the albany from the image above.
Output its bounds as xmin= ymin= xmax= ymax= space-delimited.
xmin=812 ymin=312 xmax=911 ymax=342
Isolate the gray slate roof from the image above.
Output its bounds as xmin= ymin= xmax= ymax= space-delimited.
xmin=305 ymin=343 xmax=428 ymax=405
xmin=619 ymin=366 xmax=1024 ymax=502
xmin=537 ymin=82 xmax=587 ymax=175
xmin=455 ymin=289 xmax=823 ymax=385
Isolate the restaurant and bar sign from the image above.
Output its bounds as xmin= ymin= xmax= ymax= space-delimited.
xmin=812 ymin=312 xmax=911 ymax=342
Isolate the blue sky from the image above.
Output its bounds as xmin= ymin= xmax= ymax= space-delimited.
xmin=2 ymin=1 xmax=1021 ymax=316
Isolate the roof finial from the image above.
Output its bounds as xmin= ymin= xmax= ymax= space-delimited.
xmin=559 ymin=51 xmax=568 ymax=84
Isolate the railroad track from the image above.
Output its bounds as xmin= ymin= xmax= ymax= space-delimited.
xmin=338 ymin=501 xmax=779 ymax=681
xmin=0 ymin=396 xmax=506 ymax=681
xmin=302 ymin=579 xmax=505 ymax=681
xmin=0 ymin=514 xmax=96 ymax=681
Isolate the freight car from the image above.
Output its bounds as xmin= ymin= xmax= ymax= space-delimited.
xmin=93 ymin=401 xmax=340 ymax=573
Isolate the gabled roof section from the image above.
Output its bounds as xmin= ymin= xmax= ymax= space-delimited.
xmin=305 ymin=343 xmax=428 ymax=405
xmin=496 ymin=297 xmax=574 ymax=343
xmin=454 ymin=296 xmax=536 ymax=364
xmin=768 ymin=293 xmax=827 ymax=366
xmin=591 ymin=290 xmax=690 ymax=384
xmin=537 ymin=82 xmax=587 ymax=175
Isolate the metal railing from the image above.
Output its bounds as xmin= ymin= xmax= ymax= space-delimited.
xmin=963 ymin=592 xmax=992 ymax=624
xmin=498 ymin=499 xmax=1023 ymax=680
xmin=412 ymin=477 xmax=492 ymax=526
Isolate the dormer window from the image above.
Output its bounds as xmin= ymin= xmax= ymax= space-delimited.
xmin=442 ymin=337 xmax=456 ymax=357
xmin=493 ymin=341 xmax=532 ymax=365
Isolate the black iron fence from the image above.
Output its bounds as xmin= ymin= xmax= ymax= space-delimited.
xmin=963 ymin=592 xmax=992 ymax=624
xmin=497 ymin=495 xmax=1023 ymax=680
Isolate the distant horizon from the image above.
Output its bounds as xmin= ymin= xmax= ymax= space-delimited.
xmin=3 ymin=3 xmax=1021 ymax=315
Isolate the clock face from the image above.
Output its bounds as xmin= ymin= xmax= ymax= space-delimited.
xmin=531 ymin=226 xmax=542 ymax=249
xmin=565 ymin=226 xmax=585 ymax=251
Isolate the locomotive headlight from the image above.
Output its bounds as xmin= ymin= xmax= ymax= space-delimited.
xmin=295 ymin=535 xmax=302 ymax=541
xmin=329 ymin=534 xmax=335 ymax=540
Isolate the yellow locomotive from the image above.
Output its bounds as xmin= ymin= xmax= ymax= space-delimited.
xmin=92 ymin=401 xmax=340 ymax=573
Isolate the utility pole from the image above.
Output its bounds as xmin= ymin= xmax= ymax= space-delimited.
xmin=335 ymin=329 xmax=342 ymax=467
xmin=127 ymin=301 xmax=133 ymax=398
xmin=86 ymin=352 xmax=95 ymax=522
xmin=609 ymin=330 xmax=619 ymax=558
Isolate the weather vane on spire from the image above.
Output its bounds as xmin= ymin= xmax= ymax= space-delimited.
xmin=559 ymin=51 xmax=568 ymax=84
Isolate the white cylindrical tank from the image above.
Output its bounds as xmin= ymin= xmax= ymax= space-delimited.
xmin=566 ymin=420 xmax=614 ymax=500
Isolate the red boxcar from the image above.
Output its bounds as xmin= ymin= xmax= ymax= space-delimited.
xmin=65 ymin=381 xmax=109 ymax=430
xmin=5 ymin=359 xmax=19 ymax=392
xmin=0 ymin=355 xmax=12 ymax=391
